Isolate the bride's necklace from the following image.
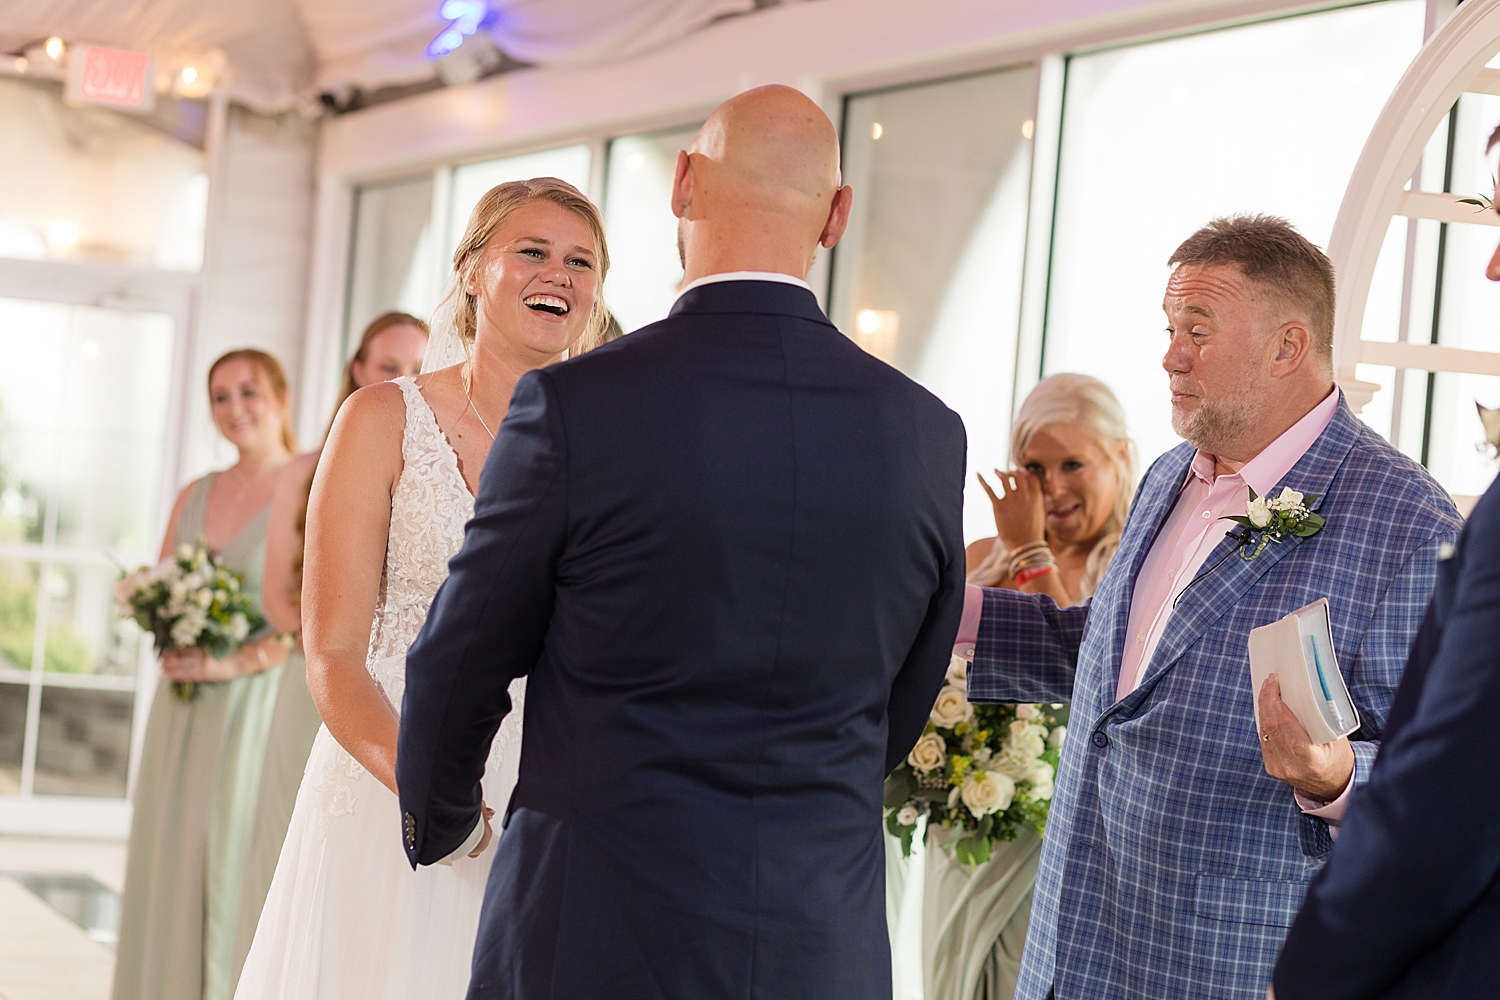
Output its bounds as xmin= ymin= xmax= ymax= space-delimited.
xmin=462 ymin=363 xmax=496 ymax=442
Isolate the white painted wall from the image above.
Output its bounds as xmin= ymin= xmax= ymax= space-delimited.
xmin=186 ymin=106 xmax=317 ymax=480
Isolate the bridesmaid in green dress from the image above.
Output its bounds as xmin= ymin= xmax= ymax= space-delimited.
xmin=231 ymin=312 xmax=429 ymax=977
xmin=113 ymin=350 xmax=298 ymax=1000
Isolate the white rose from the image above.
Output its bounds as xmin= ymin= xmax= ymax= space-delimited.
xmin=1047 ymin=725 xmax=1067 ymax=749
xmin=170 ymin=610 xmax=204 ymax=648
xmin=930 ymin=685 xmax=974 ymax=729
xmin=991 ymin=752 xmax=1032 ymax=781
xmin=1247 ymin=496 xmax=1271 ymax=528
xmin=1015 ymin=703 xmax=1041 ymax=720
xmin=1028 ymin=761 xmax=1055 ymax=801
xmin=960 ymin=771 xmax=1016 ymax=818
xmin=907 ymin=732 xmax=947 ymax=773
xmin=1275 ymin=487 xmax=1304 ymax=509
xmin=896 ymin=803 xmax=920 ymax=826
xmin=195 ymin=588 xmax=213 ymax=608
xmin=972 ymin=747 xmax=993 ymax=765
xmin=945 ymin=655 xmax=967 ymax=685
xmin=177 ymin=543 xmax=194 ymax=561
xmin=230 ymin=613 xmax=249 ymax=642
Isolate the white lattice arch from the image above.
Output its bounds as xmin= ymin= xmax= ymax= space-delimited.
xmin=1332 ymin=0 xmax=1500 ymax=412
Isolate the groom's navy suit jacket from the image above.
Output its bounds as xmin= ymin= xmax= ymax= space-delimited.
xmin=397 ymin=279 xmax=967 ymax=1000
xmin=1274 ymin=476 xmax=1500 ymax=1000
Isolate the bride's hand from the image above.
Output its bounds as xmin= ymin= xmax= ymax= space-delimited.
xmin=469 ymin=802 xmax=496 ymax=858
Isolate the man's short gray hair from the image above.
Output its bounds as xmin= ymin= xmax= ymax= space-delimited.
xmin=1168 ymin=215 xmax=1336 ymax=367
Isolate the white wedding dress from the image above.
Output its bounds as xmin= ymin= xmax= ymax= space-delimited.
xmin=235 ymin=377 xmax=525 ymax=1000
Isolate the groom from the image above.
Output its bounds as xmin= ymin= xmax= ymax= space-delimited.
xmin=397 ymin=85 xmax=967 ymax=999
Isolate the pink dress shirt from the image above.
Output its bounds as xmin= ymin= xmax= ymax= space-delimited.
xmin=957 ymin=388 xmax=1354 ymax=831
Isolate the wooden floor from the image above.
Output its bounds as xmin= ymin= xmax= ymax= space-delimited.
xmin=0 ymin=837 xmax=125 ymax=1000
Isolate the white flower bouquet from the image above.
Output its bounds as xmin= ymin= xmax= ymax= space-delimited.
xmin=884 ymin=656 xmax=1067 ymax=867
xmin=115 ymin=540 xmax=263 ymax=700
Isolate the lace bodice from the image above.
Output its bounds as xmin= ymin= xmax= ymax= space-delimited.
xmin=364 ymin=379 xmax=525 ymax=743
xmin=366 ymin=378 xmax=475 ymax=686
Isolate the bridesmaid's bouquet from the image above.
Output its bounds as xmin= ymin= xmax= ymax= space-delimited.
xmin=884 ymin=657 xmax=1067 ymax=867
xmin=115 ymin=540 xmax=262 ymax=701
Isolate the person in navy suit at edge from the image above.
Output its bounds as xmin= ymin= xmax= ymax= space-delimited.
xmin=395 ymin=85 xmax=968 ymax=999
xmin=1269 ymin=126 xmax=1500 ymax=1000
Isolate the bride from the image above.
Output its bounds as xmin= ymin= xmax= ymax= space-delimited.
xmin=234 ymin=177 xmax=612 ymax=998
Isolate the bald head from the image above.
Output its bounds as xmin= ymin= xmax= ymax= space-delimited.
xmin=673 ymin=85 xmax=853 ymax=285
xmin=694 ymin=85 xmax=843 ymax=202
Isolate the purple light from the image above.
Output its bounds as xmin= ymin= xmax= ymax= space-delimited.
xmin=428 ymin=0 xmax=489 ymax=60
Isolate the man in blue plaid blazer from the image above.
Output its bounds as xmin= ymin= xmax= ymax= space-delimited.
xmin=963 ymin=217 xmax=1461 ymax=1000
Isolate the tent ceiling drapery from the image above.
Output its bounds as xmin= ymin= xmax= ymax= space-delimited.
xmin=0 ymin=0 xmax=789 ymax=113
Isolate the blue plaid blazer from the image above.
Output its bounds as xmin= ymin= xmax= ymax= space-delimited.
xmin=967 ymin=398 xmax=1461 ymax=1000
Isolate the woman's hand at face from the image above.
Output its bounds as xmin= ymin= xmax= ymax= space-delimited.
xmin=978 ymin=469 xmax=1047 ymax=551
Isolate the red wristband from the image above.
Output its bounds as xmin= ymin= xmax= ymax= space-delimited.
xmin=1013 ymin=564 xmax=1057 ymax=586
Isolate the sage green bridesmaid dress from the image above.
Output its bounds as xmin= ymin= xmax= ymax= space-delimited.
xmin=113 ymin=473 xmax=293 ymax=1000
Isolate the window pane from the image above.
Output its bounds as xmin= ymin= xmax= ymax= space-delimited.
xmin=0 ymin=297 xmax=175 ymax=556
xmin=0 ymin=682 xmax=24 ymax=793
xmin=446 ymin=145 xmax=592 ymax=265
xmin=832 ymin=67 xmax=1036 ymax=541
xmin=345 ymin=174 xmax=438 ymax=360
xmin=1045 ymin=2 xmax=1425 ymax=468
xmin=603 ymin=125 xmax=700 ymax=332
xmin=42 ymin=564 xmax=147 ymax=678
xmin=0 ymin=79 xmax=207 ymax=270
xmin=0 ymin=560 xmax=40 ymax=672
xmin=33 ymin=686 xmax=133 ymax=797
xmin=1424 ymin=373 xmax=1500 ymax=499
xmin=1424 ymin=92 xmax=1500 ymax=498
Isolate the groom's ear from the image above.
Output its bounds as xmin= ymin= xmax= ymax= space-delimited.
xmin=671 ymin=150 xmax=694 ymax=220
xmin=819 ymin=185 xmax=854 ymax=249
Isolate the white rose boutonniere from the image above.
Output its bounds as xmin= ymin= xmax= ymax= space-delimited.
xmin=930 ymin=685 xmax=974 ymax=728
xmin=1223 ymin=486 xmax=1325 ymax=561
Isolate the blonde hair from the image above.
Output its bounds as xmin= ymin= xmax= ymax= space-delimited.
xmin=977 ymin=374 xmax=1137 ymax=600
xmin=207 ymin=348 xmax=297 ymax=454
xmin=437 ymin=177 xmax=611 ymax=356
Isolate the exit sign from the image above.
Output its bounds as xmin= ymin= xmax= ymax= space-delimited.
xmin=65 ymin=44 xmax=156 ymax=113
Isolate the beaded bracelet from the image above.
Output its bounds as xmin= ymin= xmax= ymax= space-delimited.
xmin=1008 ymin=542 xmax=1055 ymax=581
xmin=1014 ymin=564 xmax=1057 ymax=586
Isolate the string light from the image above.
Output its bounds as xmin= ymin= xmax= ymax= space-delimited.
xmin=44 ymin=37 xmax=63 ymax=60
xmin=428 ymin=0 xmax=490 ymax=59
xmin=181 ymin=66 xmax=198 ymax=84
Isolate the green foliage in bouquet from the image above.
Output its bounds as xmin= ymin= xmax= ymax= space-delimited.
xmin=884 ymin=657 xmax=1068 ymax=868
xmin=115 ymin=539 xmax=264 ymax=700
